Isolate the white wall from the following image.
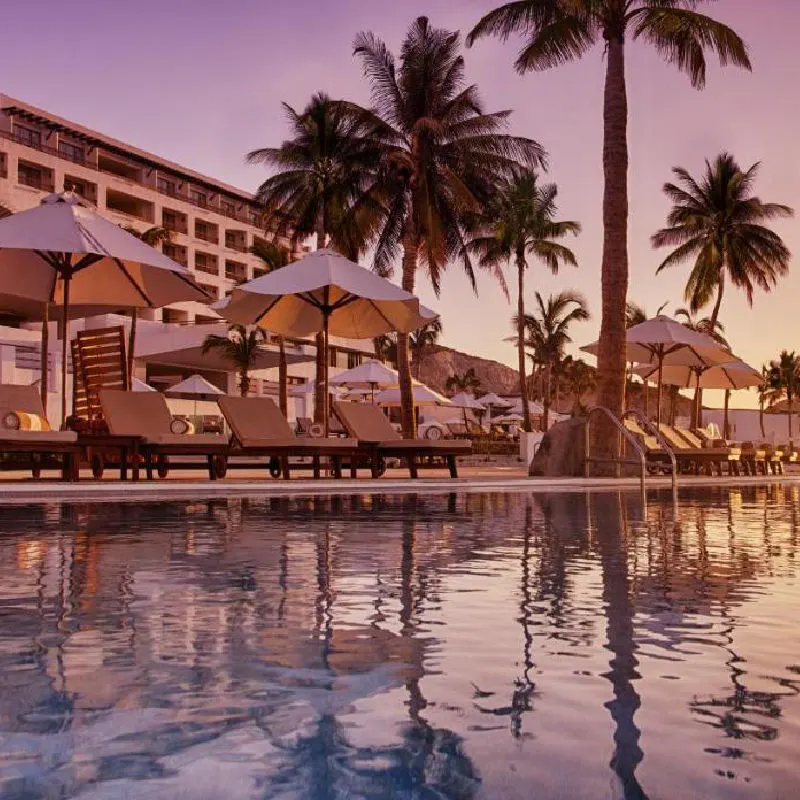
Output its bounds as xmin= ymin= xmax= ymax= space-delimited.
xmin=703 ymin=408 xmax=800 ymax=443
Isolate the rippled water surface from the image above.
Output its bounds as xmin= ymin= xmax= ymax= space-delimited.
xmin=1 ymin=487 xmax=800 ymax=799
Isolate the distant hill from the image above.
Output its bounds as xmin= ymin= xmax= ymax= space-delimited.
xmin=416 ymin=345 xmax=693 ymax=417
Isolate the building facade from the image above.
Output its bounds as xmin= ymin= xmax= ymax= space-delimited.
xmin=0 ymin=94 xmax=373 ymax=422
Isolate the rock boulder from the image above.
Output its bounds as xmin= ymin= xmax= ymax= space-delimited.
xmin=529 ymin=418 xmax=586 ymax=477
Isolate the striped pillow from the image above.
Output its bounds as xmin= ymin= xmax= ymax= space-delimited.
xmin=3 ymin=411 xmax=51 ymax=431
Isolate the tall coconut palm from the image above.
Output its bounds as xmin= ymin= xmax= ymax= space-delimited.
xmin=466 ymin=171 xmax=580 ymax=433
xmin=654 ymin=153 xmax=793 ymax=330
xmin=353 ymin=16 xmax=545 ymax=436
xmin=409 ymin=318 xmax=442 ymax=379
xmin=249 ymin=239 xmax=293 ymax=415
xmin=564 ymin=357 xmax=596 ymax=416
xmin=757 ymin=365 xmax=778 ymax=440
xmin=201 ymin=324 xmax=268 ymax=397
xmin=521 ymin=290 xmax=590 ymax=429
xmin=246 ymin=92 xmax=383 ymax=423
xmin=468 ymin=1 xmax=750 ymax=459
xmin=769 ymin=351 xmax=800 ymax=442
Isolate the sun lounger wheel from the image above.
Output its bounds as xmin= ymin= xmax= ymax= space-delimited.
xmin=91 ymin=453 xmax=105 ymax=479
xmin=157 ymin=454 xmax=169 ymax=479
xmin=269 ymin=457 xmax=282 ymax=479
xmin=214 ymin=455 xmax=227 ymax=479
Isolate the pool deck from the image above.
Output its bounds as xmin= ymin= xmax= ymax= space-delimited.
xmin=0 ymin=464 xmax=798 ymax=504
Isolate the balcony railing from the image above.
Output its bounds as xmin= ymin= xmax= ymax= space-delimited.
xmin=162 ymin=220 xmax=188 ymax=235
xmin=0 ymin=128 xmax=96 ymax=169
xmin=18 ymin=173 xmax=55 ymax=193
xmin=225 ymin=238 xmax=249 ymax=253
xmin=195 ymin=229 xmax=219 ymax=244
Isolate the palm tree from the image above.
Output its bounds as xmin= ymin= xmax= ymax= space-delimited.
xmin=468 ymin=1 xmax=750 ymax=459
xmin=201 ymin=324 xmax=268 ymax=397
xmin=521 ymin=290 xmax=590 ymax=429
xmin=123 ymin=225 xmax=174 ymax=388
xmin=246 ymin=91 xmax=383 ymax=423
xmin=466 ymin=171 xmax=580 ymax=433
xmin=653 ymin=153 xmax=793 ymax=330
xmin=757 ymin=365 xmax=779 ymax=440
xmin=353 ymin=16 xmax=545 ymax=437
xmin=674 ymin=307 xmax=729 ymax=427
xmin=250 ymin=239 xmax=293 ymax=415
xmin=373 ymin=333 xmax=397 ymax=367
xmin=410 ymin=318 xmax=442 ymax=379
xmin=445 ymin=368 xmax=481 ymax=395
xmin=769 ymin=351 xmax=800 ymax=442
xmin=564 ymin=358 xmax=596 ymax=416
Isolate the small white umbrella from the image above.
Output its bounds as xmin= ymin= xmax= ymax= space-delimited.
xmin=166 ymin=374 xmax=224 ymax=418
xmin=375 ymin=384 xmax=452 ymax=406
xmin=581 ymin=315 xmax=733 ymax=427
xmin=132 ymin=377 xmax=156 ymax=392
xmin=0 ymin=192 xmax=208 ymax=423
xmin=449 ymin=392 xmax=486 ymax=428
xmin=479 ymin=392 xmax=512 ymax=407
xmin=221 ymin=249 xmax=433 ymax=431
xmin=329 ymin=358 xmax=400 ymax=402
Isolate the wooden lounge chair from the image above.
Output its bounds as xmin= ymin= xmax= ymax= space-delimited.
xmin=100 ymin=389 xmax=228 ymax=479
xmin=658 ymin=424 xmax=741 ymax=476
xmin=218 ymin=396 xmax=359 ymax=479
xmin=689 ymin=428 xmax=767 ymax=476
xmin=333 ymin=401 xmax=471 ymax=479
xmin=0 ymin=384 xmax=80 ymax=480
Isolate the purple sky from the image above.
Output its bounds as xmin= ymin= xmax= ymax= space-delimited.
xmin=4 ymin=0 xmax=798 ymax=406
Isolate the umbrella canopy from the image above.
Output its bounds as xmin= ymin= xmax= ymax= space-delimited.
xmin=221 ymin=248 xmax=433 ymax=432
xmin=132 ymin=377 xmax=156 ymax=392
xmin=764 ymin=399 xmax=800 ymax=415
xmin=633 ymin=359 xmax=761 ymax=390
xmin=375 ymin=384 xmax=452 ymax=407
xmin=479 ymin=392 xmax=512 ymax=408
xmin=165 ymin=374 xmax=225 ymax=399
xmin=449 ymin=392 xmax=486 ymax=410
xmin=329 ymin=359 xmax=399 ymax=388
xmin=493 ymin=412 xmax=525 ymax=424
xmin=581 ymin=315 xmax=733 ymax=426
xmin=0 ymin=192 xmax=208 ymax=423
xmin=222 ymin=248 xmax=431 ymax=339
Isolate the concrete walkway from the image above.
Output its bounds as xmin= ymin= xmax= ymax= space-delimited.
xmin=0 ymin=464 xmax=798 ymax=504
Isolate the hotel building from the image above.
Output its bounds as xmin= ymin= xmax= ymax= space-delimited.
xmin=0 ymin=94 xmax=373 ymax=421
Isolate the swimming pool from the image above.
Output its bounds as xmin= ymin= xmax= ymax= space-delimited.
xmin=0 ymin=487 xmax=798 ymax=799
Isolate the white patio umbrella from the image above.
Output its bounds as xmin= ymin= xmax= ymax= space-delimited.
xmin=165 ymin=374 xmax=225 ymax=418
xmin=374 ymin=384 xmax=452 ymax=406
xmin=329 ymin=359 xmax=400 ymax=402
xmin=449 ymin=392 xmax=486 ymax=427
xmin=222 ymin=248 xmax=433 ymax=431
xmin=0 ymin=192 xmax=208 ymax=423
xmin=132 ymin=377 xmax=156 ymax=392
xmin=581 ymin=315 xmax=733 ymax=427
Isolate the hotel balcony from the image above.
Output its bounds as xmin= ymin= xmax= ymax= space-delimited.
xmin=224 ymin=260 xmax=248 ymax=284
xmin=64 ymin=174 xmax=97 ymax=204
xmin=17 ymin=160 xmax=55 ymax=193
xmin=105 ymin=188 xmax=155 ymax=223
xmin=162 ymin=208 xmax=188 ymax=235
xmin=163 ymin=243 xmax=188 ymax=267
xmin=224 ymin=229 xmax=248 ymax=253
xmin=194 ymin=251 xmax=219 ymax=277
xmin=196 ymin=282 xmax=219 ymax=301
xmin=195 ymin=219 xmax=219 ymax=245
xmin=97 ymin=152 xmax=143 ymax=185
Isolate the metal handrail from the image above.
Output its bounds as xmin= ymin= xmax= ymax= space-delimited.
xmin=623 ymin=409 xmax=678 ymax=493
xmin=585 ymin=406 xmax=647 ymax=496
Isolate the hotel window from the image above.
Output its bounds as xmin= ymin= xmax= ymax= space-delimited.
xmin=248 ymin=209 xmax=260 ymax=226
xmin=190 ymin=189 xmax=207 ymax=207
xmin=18 ymin=162 xmax=45 ymax=190
xmin=58 ymin=141 xmax=83 ymax=163
xmin=158 ymin=176 xmax=176 ymax=196
xmin=329 ymin=347 xmax=338 ymax=368
xmin=15 ymin=126 xmax=41 ymax=148
xmin=347 ymin=352 xmax=362 ymax=370
xmin=64 ymin=178 xmax=85 ymax=195
xmin=221 ymin=199 xmax=236 ymax=216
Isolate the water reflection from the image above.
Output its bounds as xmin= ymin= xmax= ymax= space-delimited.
xmin=0 ymin=488 xmax=799 ymax=798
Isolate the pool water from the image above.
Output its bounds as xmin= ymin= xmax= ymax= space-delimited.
xmin=0 ymin=487 xmax=799 ymax=799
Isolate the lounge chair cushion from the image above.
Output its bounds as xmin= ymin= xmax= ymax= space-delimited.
xmin=0 ymin=429 xmax=77 ymax=444
xmin=219 ymin=396 xmax=295 ymax=443
xmin=101 ymin=389 xmax=174 ymax=437
xmin=333 ymin=401 xmax=402 ymax=442
xmin=143 ymin=433 xmax=227 ymax=447
xmin=0 ymin=384 xmax=50 ymax=422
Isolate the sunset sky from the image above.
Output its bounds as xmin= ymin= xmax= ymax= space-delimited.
xmin=3 ymin=0 xmax=797 ymax=407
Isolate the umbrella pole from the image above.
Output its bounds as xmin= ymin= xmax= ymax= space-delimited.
xmin=60 ymin=272 xmax=71 ymax=428
xmin=323 ymin=309 xmax=330 ymax=436
xmin=127 ymin=309 xmax=137 ymax=390
xmin=40 ymin=303 xmax=49 ymax=415
xmin=656 ymin=353 xmax=664 ymax=430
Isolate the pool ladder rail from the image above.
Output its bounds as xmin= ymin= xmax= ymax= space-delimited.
xmin=584 ymin=407 xmax=677 ymax=494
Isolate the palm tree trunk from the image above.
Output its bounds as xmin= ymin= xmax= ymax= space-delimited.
xmin=543 ymin=362 xmax=552 ymax=431
xmin=789 ymin=393 xmax=794 ymax=442
xmin=516 ymin=253 xmax=531 ymax=433
xmin=313 ymin=213 xmax=327 ymax=424
xmin=699 ymin=281 xmax=726 ymax=424
xmin=594 ymin=35 xmax=629 ymax=463
xmin=278 ymin=335 xmax=288 ymax=417
xmin=239 ymin=369 xmax=249 ymax=398
xmin=759 ymin=401 xmax=765 ymax=439
xmin=398 ymin=228 xmax=419 ymax=439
